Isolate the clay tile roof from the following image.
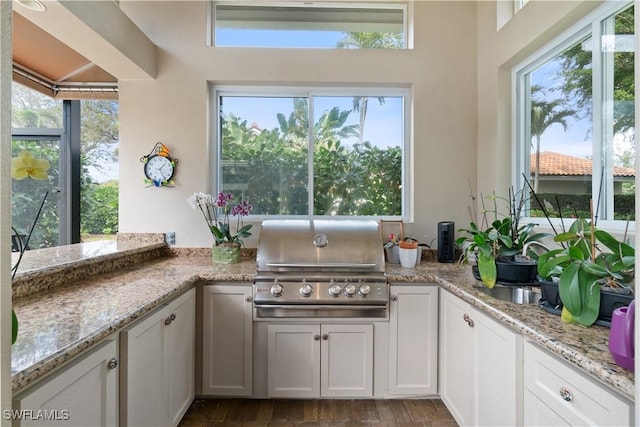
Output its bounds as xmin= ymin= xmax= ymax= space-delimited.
xmin=530 ymin=151 xmax=635 ymax=177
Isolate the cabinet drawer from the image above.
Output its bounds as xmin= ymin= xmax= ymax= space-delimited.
xmin=524 ymin=341 xmax=632 ymax=426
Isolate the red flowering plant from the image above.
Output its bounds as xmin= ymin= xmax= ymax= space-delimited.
xmin=187 ymin=191 xmax=253 ymax=246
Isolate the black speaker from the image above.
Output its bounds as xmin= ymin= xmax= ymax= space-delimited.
xmin=438 ymin=221 xmax=455 ymax=263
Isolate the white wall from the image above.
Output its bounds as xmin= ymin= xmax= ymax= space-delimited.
xmin=0 ymin=0 xmax=11 ymax=421
xmin=476 ymin=0 xmax=603 ymax=204
xmin=117 ymin=1 xmax=478 ymax=248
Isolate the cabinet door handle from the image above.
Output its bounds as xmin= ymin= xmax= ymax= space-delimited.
xmin=314 ymin=334 xmax=321 ymax=341
xmin=463 ymin=313 xmax=474 ymax=327
xmin=559 ymin=387 xmax=573 ymax=402
xmin=322 ymin=334 xmax=329 ymax=340
xmin=245 ymin=296 xmax=253 ymax=303
xmin=165 ymin=313 xmax=176 ymax=325
xmin=391 ymin=295 xmax=398 ymax=302
xmin=107 ymin=357 xmax=119 ymax=370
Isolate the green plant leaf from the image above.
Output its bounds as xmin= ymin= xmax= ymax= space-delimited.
xmin=537 ymin=250 xmax=570 ymax=279
xmin=477 ymin=252 xmax=497 ymax=289
xmin=581 ymin=262 xmax=608 ymax=277
xmin=559 ymin=261 xmax=601 ymax=326
xmin=568 ymin=245 xmax=587 ymax=261
xmin=12 ymin=309 xmax=18 ymax=345
xmin=558 ymin=261 xmax=582 ymax=315
xmin=595 ymin=230 xmax=634 ymax=257
xmin=554 ymin=231 xmax=580 ymax=243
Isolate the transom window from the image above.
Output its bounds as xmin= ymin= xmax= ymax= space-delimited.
xmin=213 ymin=87 xmax=409 ymax=218
xmin=211 ymin=2 xmax=407 ymax=49
xmin=514 ymin=2 xmax=635 ymax=224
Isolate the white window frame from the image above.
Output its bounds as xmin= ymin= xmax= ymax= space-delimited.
xmin=209 ymin=85 xmax=412 ymax=221
xmin=512 ymin=1 xmax=635 ymax=233
xmin=207 ymin=1 xmax=409 ymax=49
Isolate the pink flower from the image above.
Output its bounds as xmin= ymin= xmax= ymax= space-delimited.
xmin=215 ymin=192 xmax=234 ymax=207
xmin=232 ymin=200 xmax=253 ymax=217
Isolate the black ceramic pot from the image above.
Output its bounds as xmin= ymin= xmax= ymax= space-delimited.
xmin=472 ymin=259 xmax=538 ymax=285
xmin=537 ymin=278 xmax=634 ymax=326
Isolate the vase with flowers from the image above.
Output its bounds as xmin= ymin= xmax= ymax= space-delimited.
xmin=187 ymin=191 xmax=253 ymax=264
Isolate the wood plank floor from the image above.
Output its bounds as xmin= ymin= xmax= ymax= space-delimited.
xmin=178 ymin=398 xmax=458 ymax=427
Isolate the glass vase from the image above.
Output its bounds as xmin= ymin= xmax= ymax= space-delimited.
xmin=211 ymin=242 xmax=241 ymax=264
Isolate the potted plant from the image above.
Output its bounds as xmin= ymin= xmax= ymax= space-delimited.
xmin=457 ymin=186 xmax=551 ymax=288
xmin=537 ymin=218 xmax=634 ymax=327
xmin=187 ymin=191 xmax=253 ymax=264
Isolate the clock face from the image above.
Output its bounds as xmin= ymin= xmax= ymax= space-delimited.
xmin=144 ymin=155 xmax=175 ymax=183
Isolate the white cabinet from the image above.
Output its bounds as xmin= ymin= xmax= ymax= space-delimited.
xmin=439 ymin=289 xmax=521 ymax=427
xmin=201 ymin=283 xmax=253 ymax=396
xmin=523 ymin=340 xmax=633 ymax=427
xmin=120 ymin=288 xmax=195 ymax=427
xmin=388 ymin=284 xmax=438 ymax=396
xmin=13 ymin=337 xmax=118 ymax=427
xmin=267 ymin=323 xmax=373 ymax=398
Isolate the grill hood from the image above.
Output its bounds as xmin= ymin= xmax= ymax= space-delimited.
xmin=256 ymin=219 xmax=385 ymax=274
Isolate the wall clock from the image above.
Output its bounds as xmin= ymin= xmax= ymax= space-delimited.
xmin=140 ymin=142 xmax=177 ymax=187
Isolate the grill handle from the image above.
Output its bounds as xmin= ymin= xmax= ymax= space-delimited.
xmin=265 ymin=262 xmax=377 ymax=269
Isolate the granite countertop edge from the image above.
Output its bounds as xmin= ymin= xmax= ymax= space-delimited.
xmin=11 ymin=255 xmax=635 ymax=402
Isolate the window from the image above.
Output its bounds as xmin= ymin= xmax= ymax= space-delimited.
xmin=214 ymin=87 xmax=409 ymax=218
xmin=11 ymin=82 xmax=119 ymax=250
xmin=515 ymin=2 xmax=635 ymax=223
xmin=211 ymin=2 xmax=407 ymax=49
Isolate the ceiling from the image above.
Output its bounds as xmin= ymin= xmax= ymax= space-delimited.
xmin=12 ymin=11 xmax=118 ymax=100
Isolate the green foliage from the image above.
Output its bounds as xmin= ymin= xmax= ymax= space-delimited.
xmin=12 ymin=84 xmax=120 ymax=247
xmin=221 ymin=100 xmax=402 ymax=216
xmin=529 ymin=193 xmax=635 ymax=220
xmin=11 ymin=140 xmax=61 ymax=248
xmin=559 ymin=6 xmax=635 ymax=134
xmin=81 ymin=181 xmax=119 ymax=235
xmin=537 ymin=218 xmax=635 ymax=326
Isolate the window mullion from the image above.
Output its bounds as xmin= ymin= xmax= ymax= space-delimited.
xmin=308 ymin=95 xmax=314 ymax=217
xmin=592 ymin=17 xmax=616 ymax=222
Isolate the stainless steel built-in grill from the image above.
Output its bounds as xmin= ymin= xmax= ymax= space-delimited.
xmin=254 ymin=219 xmax=388 ymax=319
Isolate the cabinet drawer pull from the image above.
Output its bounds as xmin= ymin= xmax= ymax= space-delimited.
xmin=463 ymin=313 xmax=474 ymax=327
xmin=322 ymin=334 xmax=329 ymax=340
xmin=314 ymin=334 xmax=321 ymax=341
xmin=107 ymin=357 xmax=119 ymax=370
xmin=559 ymin=387 xmax=573 ymax=402
xmin=246 ymin=296 xmax=253 ymax=303
xmin=391 ymin=295 xmax=398 ymax=302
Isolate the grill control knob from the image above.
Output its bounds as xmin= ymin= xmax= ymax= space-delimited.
xmin=270 ymin=283 xmax=284 ymax=297
xmin=359 ymin=284 xmax=371 ymax=296
xmin=329 ymin=284 xmax=342 ymax=297
xmin=344 ymin=284 xmax=357 ymax=297
xmin=300 ymin=283 xmax=313 ymax=297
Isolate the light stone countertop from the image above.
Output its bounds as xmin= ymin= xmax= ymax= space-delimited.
xmin=10 ymin=247 xmax=635 ymax=403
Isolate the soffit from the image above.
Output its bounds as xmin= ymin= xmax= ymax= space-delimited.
xmin=12 ymin=11 xmax=118 ymax=100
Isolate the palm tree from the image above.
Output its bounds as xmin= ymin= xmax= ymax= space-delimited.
xmin=530 ymin=85 xmax=578 ymax=192
xmin=337 ymin=32 xmax=402 ymax=143
xmin=351 ymin=96 xmax=386 ymax=143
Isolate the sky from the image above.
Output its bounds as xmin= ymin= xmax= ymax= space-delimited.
xmin=222 ymin=95 xmax=404 ymax=149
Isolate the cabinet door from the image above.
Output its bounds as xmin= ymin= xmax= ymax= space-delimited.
xmin=165 ymin=289 xmax=195 ymax=427
xmin=320 ymin=324 xmax=373 ymax=397
xmin=267 ymin=324 xmax=320 ymax=398
xmin=388 ymin=285 xmax=438 ymax=395
xmin=524 ymin=389 xmax=570 ymax=426
xmin=120 ymin=303 xmax=167 ymax=427
xmin=474 ymin=305 xmax=521 ymax=426
xmin=14 ymin=338 xmax=118 ymax=427
xmin=202 ymin=284 xmax=253 ymax=396
xmin=439 ymin=290 xmax=474 ymax=426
